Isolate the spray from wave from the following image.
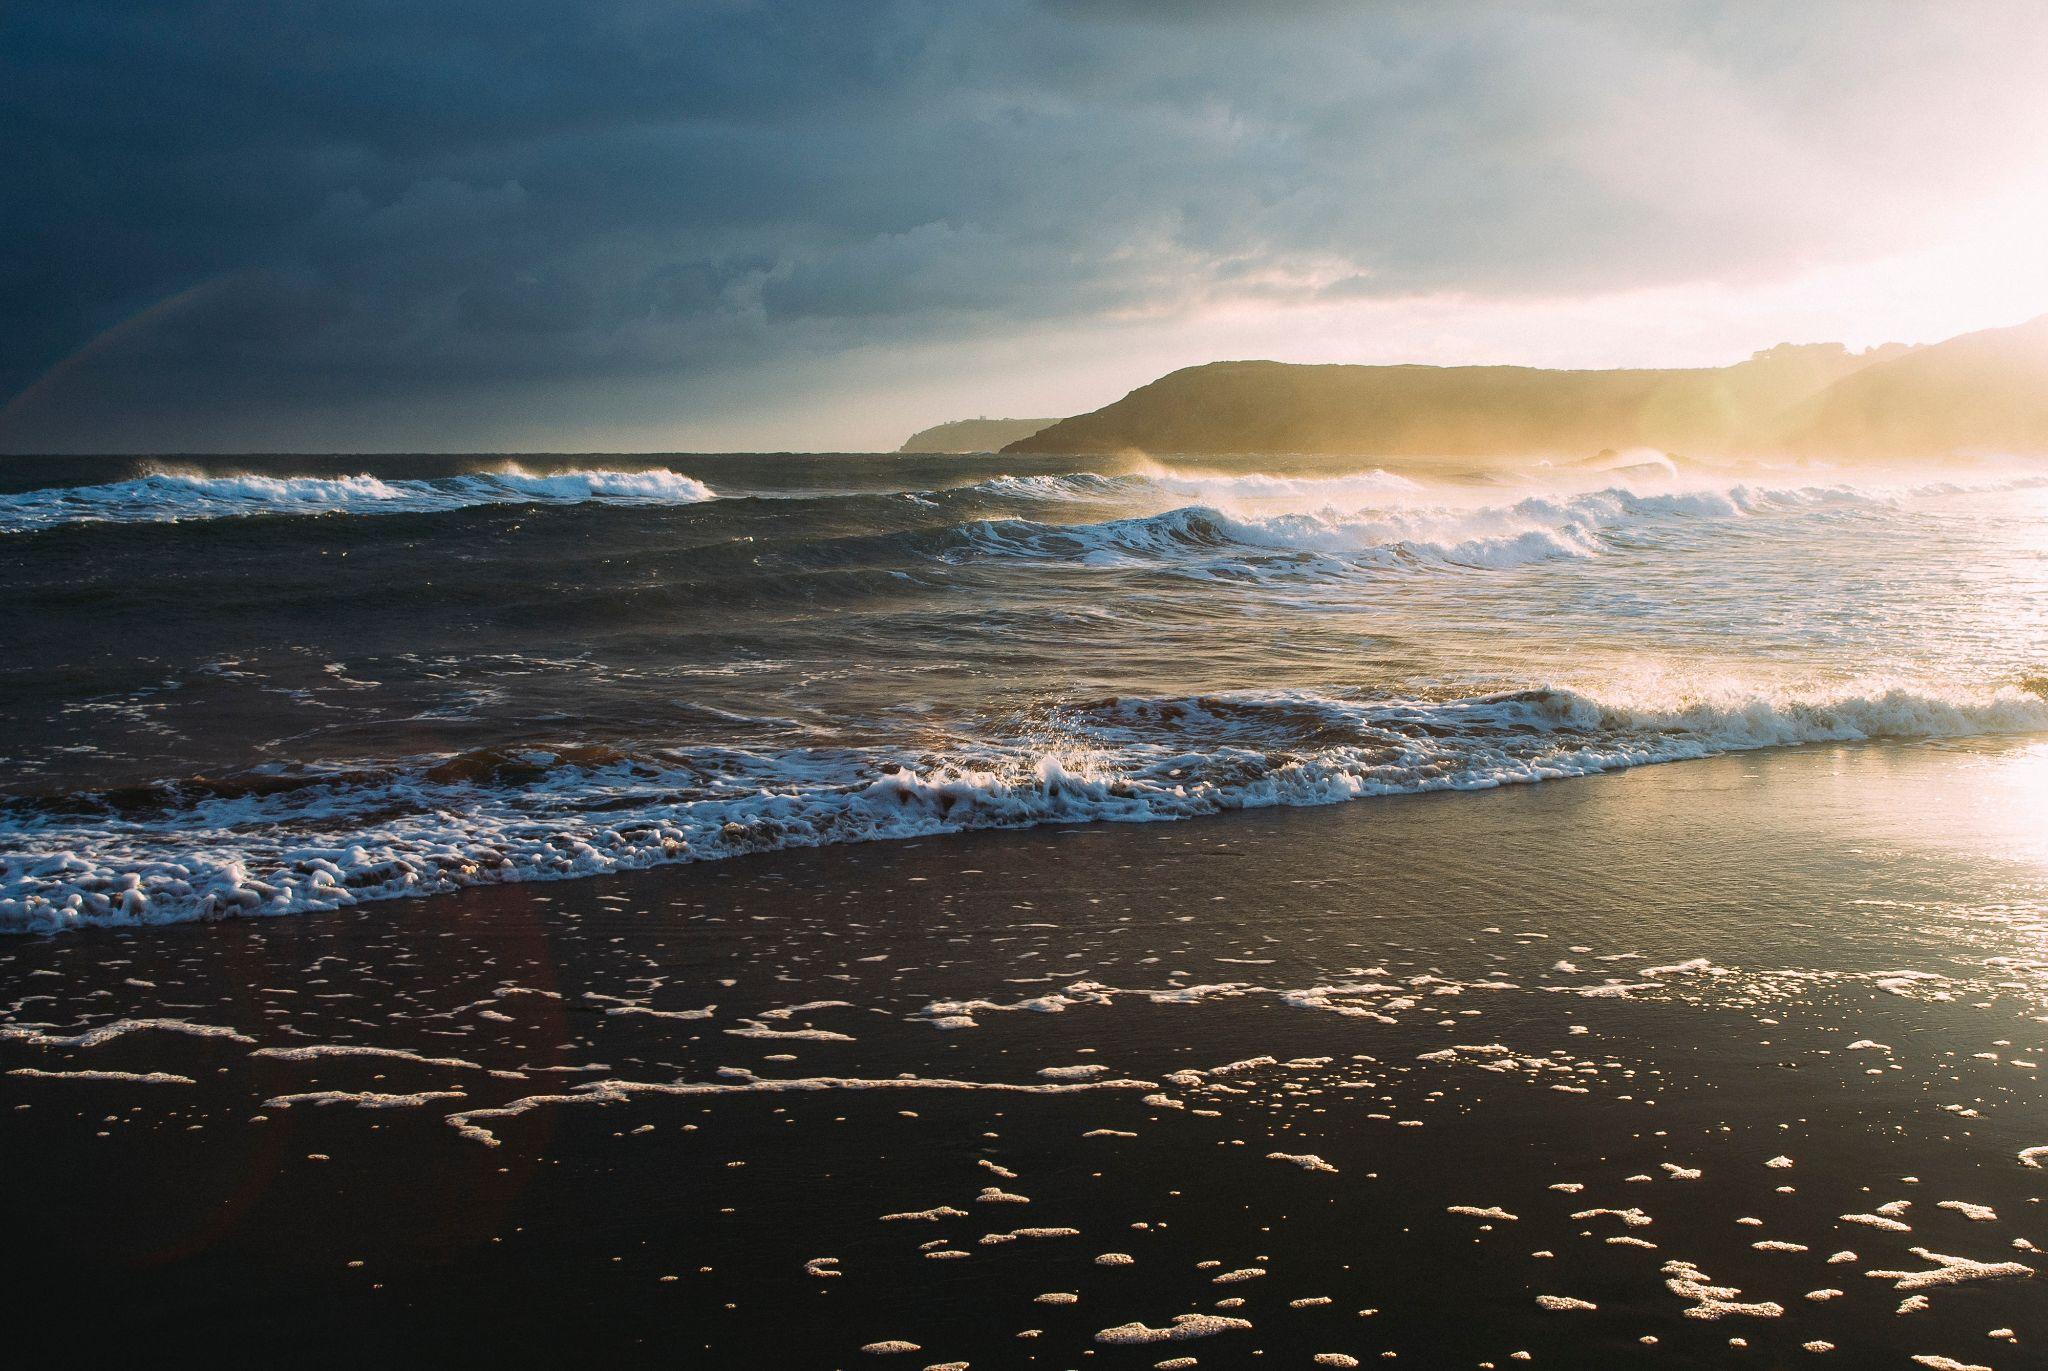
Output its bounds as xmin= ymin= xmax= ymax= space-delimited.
xmin=0 ymin=464 xmax=717 ymax=533
xmin=964 ymin=465 xmax=1427 ymax=506
xmin=6 ymin=680 xmax=2044 ymax=933
xmin=949 ymin=480 xmax=1903 ymax=579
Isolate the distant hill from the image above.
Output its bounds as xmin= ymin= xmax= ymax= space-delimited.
xmin=999 ymin=316 xmax=2048 ymax=460
xmin=1004 ymin=347 xmax=1884 ymax=459
xmin=1782 ymin=315 xmax=2048 ymax=457
xmin=899 ymin=417 xmax=1057 ymax=453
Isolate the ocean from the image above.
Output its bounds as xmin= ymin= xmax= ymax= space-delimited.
xmin=5 ymin=450 xmax=2047 ymax=933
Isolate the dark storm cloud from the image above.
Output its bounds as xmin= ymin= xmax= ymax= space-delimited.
xmin=5 ymin=0 xmax=2047 ymax=448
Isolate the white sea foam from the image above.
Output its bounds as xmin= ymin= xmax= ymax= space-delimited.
xmin=249 ymin=1043 xmax=521 ymax=1077
xmin=1662 ymin=1260 xmax=1785 ymax=1320
xmin=1535 ymin=1295 xmax=1598 ymax=1312
xmin=966 ymin=467 xmax=1423 ymax=508
xmin=442 ymin=1067 xmax=1158 ymax=1146
xmin=967 ymin=472 xmax=1132 ymax=502
xmin=6 ymin=680 xmax=2044 ymax=932
xmin=1864 ymin=1249 xmax=2034 ymax=1291
xmin=1094 ymin=1314 xmax=1253 ymax=1345
xmin=1935 ymin=1201 xmax=1997 ymax=1222
xmin=0 ymin=1017 xmax=256 ymax=1048
xmin=0 ymin=465 xmax=715 ymax=532
xmin=1575 ymin=1207 xmax=1655 ymax=1229
xmin=938 ymin=462 xmax=2048 ymax=611
xmin=1270 ymin=1152 xmax=1340 ymax=1174
xmin=264 ymin=1089 xmax=467 ymax=1109
xmin=8 ymin=1067 xmax=196 ymax=1085
xmin=1448 ymin=1205 xmax=1517 ymax=1221
xmin=956 ymin=501 xmax=1596 ymax=578
xmin=952 ymin=475 xmax=1920 ymax=582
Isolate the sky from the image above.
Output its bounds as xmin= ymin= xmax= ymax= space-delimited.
xmin=6 ymin=0 xmax=2048 ymax=454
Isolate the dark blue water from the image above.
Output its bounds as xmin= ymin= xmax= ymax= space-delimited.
xmin=4 ymin=452 xmax=2046 ymax=931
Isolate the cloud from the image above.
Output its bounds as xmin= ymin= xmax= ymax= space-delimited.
xmin=6 ymin=0 xmax=2048 ymax=450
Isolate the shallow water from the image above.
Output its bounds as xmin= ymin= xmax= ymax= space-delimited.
xmin=4 ymin=450 xmax=2047 ymax=930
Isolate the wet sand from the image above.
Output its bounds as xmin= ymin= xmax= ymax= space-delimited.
xmin=4 ymin=740 xmax=2045 ymax=1369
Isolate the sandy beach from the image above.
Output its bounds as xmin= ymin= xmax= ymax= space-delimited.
xmin=5 ymin=739 xmax=2043 ymax=1368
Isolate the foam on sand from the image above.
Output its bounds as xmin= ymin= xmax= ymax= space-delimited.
xmin=724 ymin=1019 xmax=855 ymax=1042
xmin=1573 ymin=1207 xmax=1654 ymax=1229
xmin=251 ymin=1043 xmax=521 ymax=1077
xmin=1093 ymin=1314 xmax=1253 ymax=1345
xmin=1268 ymin=1152 xmax=1339 ymax=1173
xmin=442 ymin=1067 xmax=1158 ymax=1146
xmin=603 ymin=1004 xmax=716 ymax=1022
xmin=0 ymin=1017 xmax=256 ymax=1048
xmin=1863 ymin=1249 xmax=2034 ymax=1291
xmin=1661 ymin=1260 xmax=1785 ymax=1320
xmin=1934 ymin=1201 xmax=1996 ymax=1221
xmin=978 ymin=1227 xmax=1079 ymax=1243
xmin=9 ymin=1067 xmax=196 ymax=1084
xmin=1841 ymin=1212 xmax=1914 ymax=1232
xmin=264 ymin=1089 xmax=466 ymax=1109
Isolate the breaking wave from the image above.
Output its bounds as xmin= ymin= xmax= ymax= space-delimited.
xmin=950 ymin=482 xmax=1893 ymax=578
xmin=963 ymin=467 xmax=1426 ymax=506
xmin=6 ymin=681 xmax=2045 ymax=933
xmin=0 ymin=465 xmax=717 ymax=532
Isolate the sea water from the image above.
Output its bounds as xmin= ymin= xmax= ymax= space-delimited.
xmin=4 ymin=450 xmax=2046 ymax=931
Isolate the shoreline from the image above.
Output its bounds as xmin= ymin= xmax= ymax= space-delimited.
xmin=5 ymin=739 xmax=2045 ymax=1367
xmin=12 ymin=691 xmax=2048 ymax=936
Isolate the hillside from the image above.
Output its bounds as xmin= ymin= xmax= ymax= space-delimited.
xmin=1781 ymin=314 xmax=2048 ymax=457
xmin=899 ymin=417 xmax=1057 ymax=453
xmin=1004 ymin=345 xmax=1887 ymax=459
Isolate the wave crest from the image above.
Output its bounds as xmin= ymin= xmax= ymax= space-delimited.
xmin=948 ymin=483 xmax=1843 ymax=578
xmin=5 ymin=680 xmax=2043 ymax=933
xmin=0 ymin=464 xmax=716 ymax=532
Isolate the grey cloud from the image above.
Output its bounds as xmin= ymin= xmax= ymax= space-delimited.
xmin=5 ymin=0 xmax=2048 ymax=449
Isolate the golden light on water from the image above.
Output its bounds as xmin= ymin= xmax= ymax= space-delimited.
xmin=1990 ymin=742 xmax=2048 ymax=870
